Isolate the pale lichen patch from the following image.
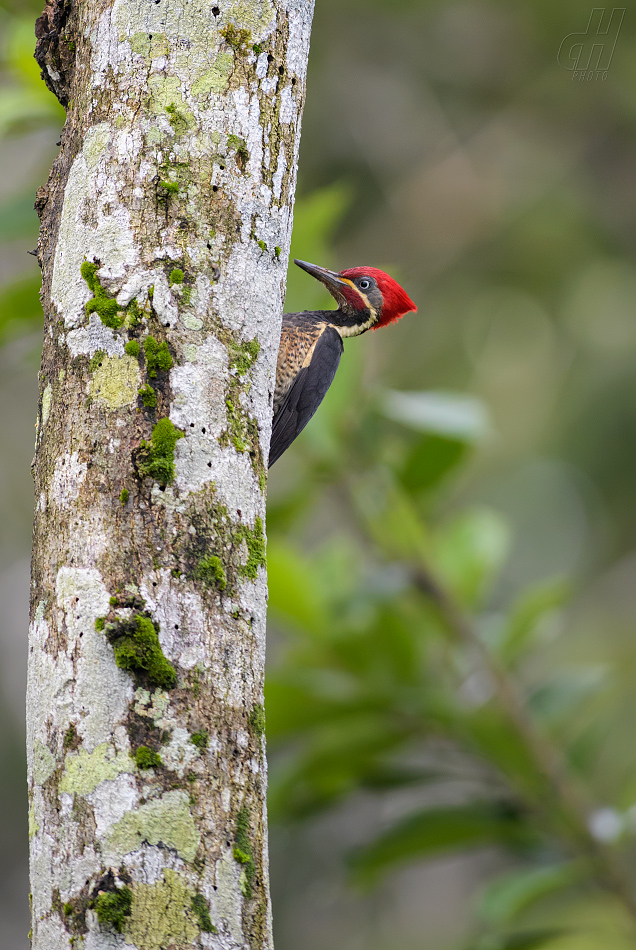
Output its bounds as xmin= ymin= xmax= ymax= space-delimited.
xmin=41 ymin=384 xmax=52 ymax=427
xmin=159 ymin=727 xmax=201 ymax=777
xmin=29 ymin=803 xmax=39 ymax=839
xmin=191 ymin=54 xmax=233 ymax=98
xmin=134 ymin=688 xmax=170 ymax=724
xmin=214 ymin=848 xmax=246 ymax=944
xmin=104 ymin=789 xmax=201 ymax=863
xmin=227 ymin=0 xmax=276 ymax=33
xmin=148 ymin=75 xmax=195 ymax=128
xmin=126 ymin=869 xmax=200 ymax=950
xmin=180 ymin=312 xmax=203 ymax=331
xmin=33 ymin=740 xmax=57 ymax=785
xmin=129 ymin=31 xmax=169 ymax=59
xmin=89 ymin=353 xmax=140 ymax=409
xmin=56 ymin=567 xmax=133 ymax=749
xmin=59 ymin=742 xmax=135 ymax=796
xmin=56 ymin=566 xmax=111 ymax=619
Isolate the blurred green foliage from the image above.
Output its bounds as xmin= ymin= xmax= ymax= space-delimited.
xmin=0 ymin=12 xmax=64 ymax=134
xmin=3 ymin=2 xmax=636 ymax=949
xmin=264 ymin=184 xmax=636 ymax=948
xmin=0 ymin=9 xmax=62 ymax=344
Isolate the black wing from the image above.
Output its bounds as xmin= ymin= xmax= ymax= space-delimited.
xmin=269 ymin=325 xmax=343 ymax=467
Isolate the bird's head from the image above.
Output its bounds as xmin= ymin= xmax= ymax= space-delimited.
xmin=294 ymin=259 xmax=417 ymax=336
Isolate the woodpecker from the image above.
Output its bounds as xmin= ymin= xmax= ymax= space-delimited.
xmin=269 ymin=259 xmax=417 ymax=467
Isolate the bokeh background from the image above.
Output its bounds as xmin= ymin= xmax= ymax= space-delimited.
xmin=2 ymin=2 xmax=636 ymax=948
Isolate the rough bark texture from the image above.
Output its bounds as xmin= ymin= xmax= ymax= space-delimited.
xmin=27 ymin=1 xmax=313 ymax=947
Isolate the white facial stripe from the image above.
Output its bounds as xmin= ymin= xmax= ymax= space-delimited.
xmin=337 ymin=280 xmax=378 ymax=336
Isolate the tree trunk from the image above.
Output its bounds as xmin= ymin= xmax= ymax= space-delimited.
xmin=27 ymin=1 xmax=313 ymax=947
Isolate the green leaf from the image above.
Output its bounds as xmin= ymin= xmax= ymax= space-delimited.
xmin=353 ymin=474 xmax=431 ymax=564
xmin=464 ymin=706 xmax=546 ymax=798
xmin=0 ymin=15 xmax=65 ymax=138
xmin=433 ymin=507 xmax=511 ymax=608
xmin=399 ymin=433 xmax=469 ymax=494
xmin=498 ymin=579 xmax=570 ymax=665
xmin=349 ymin=801 xmax=532 ymax=885
xmin=527 ymin=669 xmax=606 ymax=727
xmin=478 ymin=862 xmax=584 ymax=926
xmin=381 ymin=389 xmax=493 ymax=442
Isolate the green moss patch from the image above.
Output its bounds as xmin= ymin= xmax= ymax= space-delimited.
xmin=81 ymin=262 xmax=124 ymax=329
xmin=144 ymin=336 xmax=173 ymax=377
xmin=223 ymin=398 xmax=252 ymax=453
xmin=191 ymin=893 xmax=215 ymax=933
xmin=229 ymin=339 xmax=260 ymax=375
xmin=93 ymin=886 xmax=132 ymax=933
xmin=137 ymin=417 xmax=184 ymax=487
xmin=105 ymin=614 xmax=177 ymax=689
xmin=221 ymin=337 xmax=265 ymax=476
xmin=138 ymin=384 xmax=157 ymax=409
xmin=120 ymin=488 xmax=129 ymax=506
xmin=233 ymin=806 xmax=255 ymax=898
xmin=165 ymin=102 xmax=188 ymax=135
xmin=135 ymin=745 xmax=162 ymax=769
xmin=125 ymin=340 xmax=140 ymax=358
xmin=169 ymin=268 xmax=184 ymax=285
xmin=63 ymin=723 xmax=77 ymax=750
xmin=89 ymin=349 xmax=106 ymax=372
xmin=180 ymin=492 xmax=266 ymax=594
xmin=190 ymin=730 xmax=209 ymax=751
xmin=195 ymin=554 xmax=227 ymax=591
xmin=249 ymin=703 xmax=265 ymax=737
xmin=159 ymin=179 xmax=179 ymax=195
xmin=81 ymin=263 xmax=143 ymax=332
xmin=221 ymin=24 xmax=251 ymax=53
xmin=237 ymin=516 xmax=266 ymax=580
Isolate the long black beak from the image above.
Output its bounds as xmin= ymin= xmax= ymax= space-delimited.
xmin=293 ymin=259 xmax=352 ymax=299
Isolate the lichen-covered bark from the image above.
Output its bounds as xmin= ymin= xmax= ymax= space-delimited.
xmin=28 ymin=1 xmax=314 ymax=947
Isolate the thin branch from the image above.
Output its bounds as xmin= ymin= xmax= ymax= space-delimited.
xmin=341 ymin=473 xmax=636 ymax=923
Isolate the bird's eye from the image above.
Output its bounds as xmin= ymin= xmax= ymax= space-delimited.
xmin=359 ymin=278 xmax=371 ymax=290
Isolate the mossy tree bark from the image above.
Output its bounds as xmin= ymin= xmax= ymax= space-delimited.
xmin=28 ymin=1 xmax=313 ymax=947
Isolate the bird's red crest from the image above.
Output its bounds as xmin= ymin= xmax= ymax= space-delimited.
xmin=340 ymin=266 xmax=417 ymax=329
